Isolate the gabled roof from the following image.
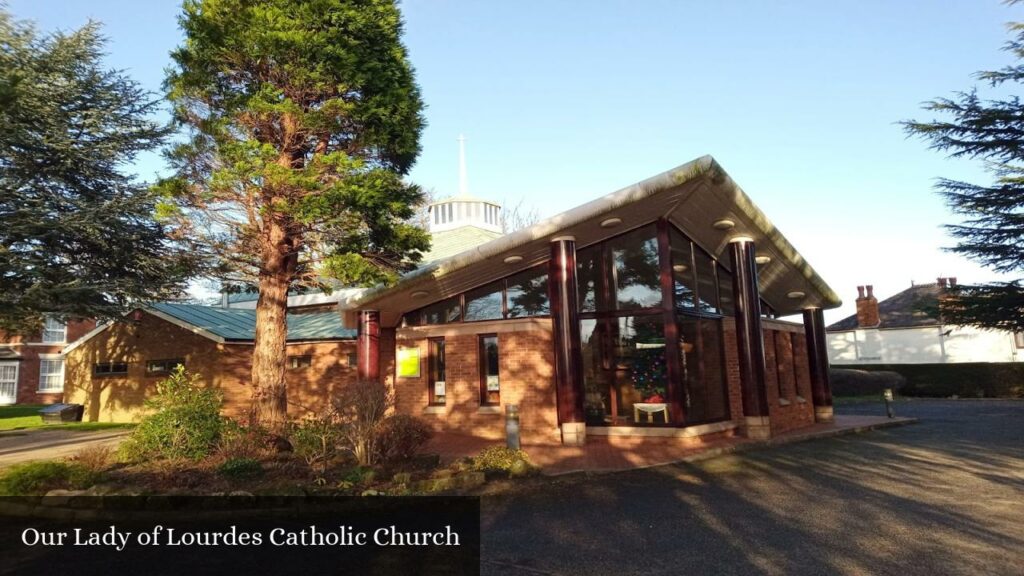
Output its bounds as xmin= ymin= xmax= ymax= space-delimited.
xmin=64 ymin=303 xmax=354 ymax=354
xmin=827 ymin=283 xmax=943 ymax=331
xmin=149 ymin=303 xmax=355 ymax=342
xmin=348 ymin=155 xmax=842 ymax=327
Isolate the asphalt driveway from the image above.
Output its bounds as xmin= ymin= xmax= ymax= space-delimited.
xmin=0 ymin=429 xmax=129 ymax=469
xmin=481 ymin=400 xmax=1024 ymax=576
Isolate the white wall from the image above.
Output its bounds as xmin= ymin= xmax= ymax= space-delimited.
xmin=828 ymin=325 xmax=1022 ymax=364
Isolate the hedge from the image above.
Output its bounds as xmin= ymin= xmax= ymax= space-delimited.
xmin=832 ymin=363 xmax=1024 ymax=398
xmin=830 ymin=369 xmax=906 ymax=397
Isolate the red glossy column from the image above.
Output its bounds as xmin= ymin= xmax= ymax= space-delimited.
xmin=549 ymin=237 xmax=586 ymax=443
xmin=803 ymin=307 xmax=834 ymax=422
xmin=357 ymin=310 xmax=380 ymax=381
xmin=729 ymin=238 xmax=771 ymax=439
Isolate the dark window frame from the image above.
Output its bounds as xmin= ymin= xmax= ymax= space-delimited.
xmin=146 ymin=358 xmax=185 ymax=375
xmin=404 ymin=264 xmax=550 ymax=327
xmin=287 ymin=355 xmax=312 ymax=370
xmin=94 ymin=362 xmax=128 ymax=376
xmin=428 ymin=338 xmax=446 ymax=406
xmin=478 ymin=334 xmax=500 ymax=406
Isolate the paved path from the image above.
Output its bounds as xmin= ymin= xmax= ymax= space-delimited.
xmin=0 ymin=429 xmax=129 ymax=469
xmin=480 ymin=400 xmax=1024 ymax=575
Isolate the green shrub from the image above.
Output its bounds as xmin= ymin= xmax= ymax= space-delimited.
xmin=835 ymin=363 xmax=1024 ymax=398
xmin=217 ymin=457 xmax=263 ymax=480
xmin=472 ymin=446 xmax=535 ymax=477
xmin=120 ymin=366 xmax=225 ymax=461
xmin=0 ymin=461 xmax=101 ymax=495
xmin=375 ymin=415 xmax=432 ymax=463
xmin=830 ymin=369 xmax=906 ymax=397
xmin=289 ymin=410 xmax=341 ymax=477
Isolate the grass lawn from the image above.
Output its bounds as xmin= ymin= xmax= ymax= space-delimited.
xmin=0 ymin=405 xmax=133 ymax=432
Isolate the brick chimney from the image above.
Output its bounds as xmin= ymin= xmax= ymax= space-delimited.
xmin=855 ymin=285 xmax=880 ymax=328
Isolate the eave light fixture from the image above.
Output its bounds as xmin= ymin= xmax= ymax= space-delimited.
xmin=600 ymin=217 xmax=622 ymax=229
xmin=411 ymin=290 xmax=429 ymax=299
xmin=712 ymin=218 xmax=735 ymax=230
xmin=755 ymin=255 xmax=771 ymax=265
xmin=786 ymin=291 xmax=806 ymax=299
xmin=503 ymin=255 xmax=523 ymax=264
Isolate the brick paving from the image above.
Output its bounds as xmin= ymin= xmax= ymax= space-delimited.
xmin=426 ymin=414 xmax=915 ymax=475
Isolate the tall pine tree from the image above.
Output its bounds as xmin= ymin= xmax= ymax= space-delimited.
xmin=159 ymin=0 xmax=429 ymax=426
xmin=904 ymin=3 xmax=1024 ymax=332
xmin=0 ymin=10 xmax=195 ymax=333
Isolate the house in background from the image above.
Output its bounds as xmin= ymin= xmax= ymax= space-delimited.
xmin=0 ymin=317 xmax=96 ymax=405
xmin=827 ymin=279 xmax=1023 ymax=365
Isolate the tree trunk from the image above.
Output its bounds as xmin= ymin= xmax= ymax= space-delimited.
xmin=251 ymin=216 xmax=297 ymax=430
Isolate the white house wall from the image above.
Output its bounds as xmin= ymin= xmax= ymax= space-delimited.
xmin=828 ymin=325 xmax=1022 ymax=364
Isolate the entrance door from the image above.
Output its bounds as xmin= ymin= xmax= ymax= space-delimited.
xmin=0 ymin=362 xmax=18 ymax=404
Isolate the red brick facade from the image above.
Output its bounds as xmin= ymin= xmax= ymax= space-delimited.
xmin=387 ymin=318 xmax=561 ymax=445
xmin=0 ymin=318 xmax=95 ymax=405
xmin=64 ymin=312 xmax=356 ymax=422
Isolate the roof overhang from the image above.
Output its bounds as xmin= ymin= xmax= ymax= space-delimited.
xmin=348 ymin=155 xmax=842 ymax=327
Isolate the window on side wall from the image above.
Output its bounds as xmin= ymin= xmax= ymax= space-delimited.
xmin=479 ymin=334 xmax=500 ymax=405
xmin=1015 ymin=332 xmax=1024 ymax=349
xmin=38 ymin=356 xmax=64 ymax=392
xmin=94 ymin=362 xmax=128 ymax=376
xmin=428 ymin=338 xmax=446 ymax=406
xmin=42 ymin=317 xmax=67 ymax=344
xmin=288 ymin=355 xmax=312 ymax=369
xmin=146 ymin=358 xmax=184 ymax=375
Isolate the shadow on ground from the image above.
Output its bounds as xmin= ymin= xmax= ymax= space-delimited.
xmin=480 ymin=400 xmax=1024 ymax=576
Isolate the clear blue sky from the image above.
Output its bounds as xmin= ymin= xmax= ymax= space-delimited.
xmin=8 ymin=0 xmax=1018 ymax=322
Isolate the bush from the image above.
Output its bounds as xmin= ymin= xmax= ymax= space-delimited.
xmin=69 ymin=444 xmax=113 ymax=473
xmin=375 ymin=415 xmax=432 ymax=463
xmin=0 ymin=461 xmax=100 ymax=495
xmin=217 ymin=457 xmax=263 ymax=480
xmin=332 ymin=380 xmax=392 ymax=466
xmin=472 ymin=446 xmax=535 ymax=477
xmin=120 ymin=366 xmax=225 ymax=461
xmin=830 ymin=369 xmax=906 ymax=397
xmin=217 ymin=421 xmax=270 ymax=460
xmin=290 ymin=410 xmax=342 ymax=477
xmin=834 ymin=363 xmax=1024 ymax=398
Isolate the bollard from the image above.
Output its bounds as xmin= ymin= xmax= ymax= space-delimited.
xmin=883 ymin=388 xmax=894 ymax=419
xmin=505 ymin=404 xmax=521 ymax=450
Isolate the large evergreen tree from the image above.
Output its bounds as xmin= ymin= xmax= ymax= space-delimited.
xmin=160 ymin=0 xmax=428 ymax=425
xmin=904 ymin=3 xmax=1024 ymax=332
xmin=0 ymin=10 xmax=195 ymax=333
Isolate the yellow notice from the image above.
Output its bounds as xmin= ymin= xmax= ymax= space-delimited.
xmin=397 ymin=346 xmax=420 ymax=378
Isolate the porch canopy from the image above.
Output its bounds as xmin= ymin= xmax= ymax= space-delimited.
xmin=347 ymin=155 xmax=841 ymax=327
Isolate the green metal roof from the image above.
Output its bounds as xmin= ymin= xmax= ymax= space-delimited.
xmin=148 ymin=303 xmax=355 ymax=342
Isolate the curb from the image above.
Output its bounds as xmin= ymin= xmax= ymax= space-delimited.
xmin=543 ymin=417 xmax=919 ymax=477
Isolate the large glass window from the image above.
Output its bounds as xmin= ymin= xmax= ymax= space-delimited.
xmin=576 ymin=245 xmax=602 ymax=313
xmin=610 ymin=226 xmax=662 ymax=311
xmin=671 ymin=230 xmax=696 ymax=313
xmin=506 ymin=267 xmax=549 ymax=317
xmin=581 ymin=316 xmax=670 ymax=425
xmin=479 ymin=335 xmax=500 ymax=405
xmin=423 ymin=297 xmax=461 ymax=325
xmin=465 ymin=282 xmax=503 ymax=321
xmin=407 ymin=265 xmax=549 ymax=326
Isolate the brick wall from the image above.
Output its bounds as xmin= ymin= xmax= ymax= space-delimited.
xmin=720 ymin=318 xmax=745 ymax=427
xmin=1 ymin=318 xmax=95 ymax=405
xmin=64 ymin=312 xmax=356 ymax=422
xmin=763 ymin=319 xmax=815 ymax=434
xmin=390 ymin=318 xmax=560 ymax=445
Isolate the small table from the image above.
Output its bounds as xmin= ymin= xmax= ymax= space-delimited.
xmin=633 ymin=403 xmax=669 ymax=424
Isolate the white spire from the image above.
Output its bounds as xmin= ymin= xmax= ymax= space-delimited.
xmin=457 ymin=133 xmax=469 ymax=197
